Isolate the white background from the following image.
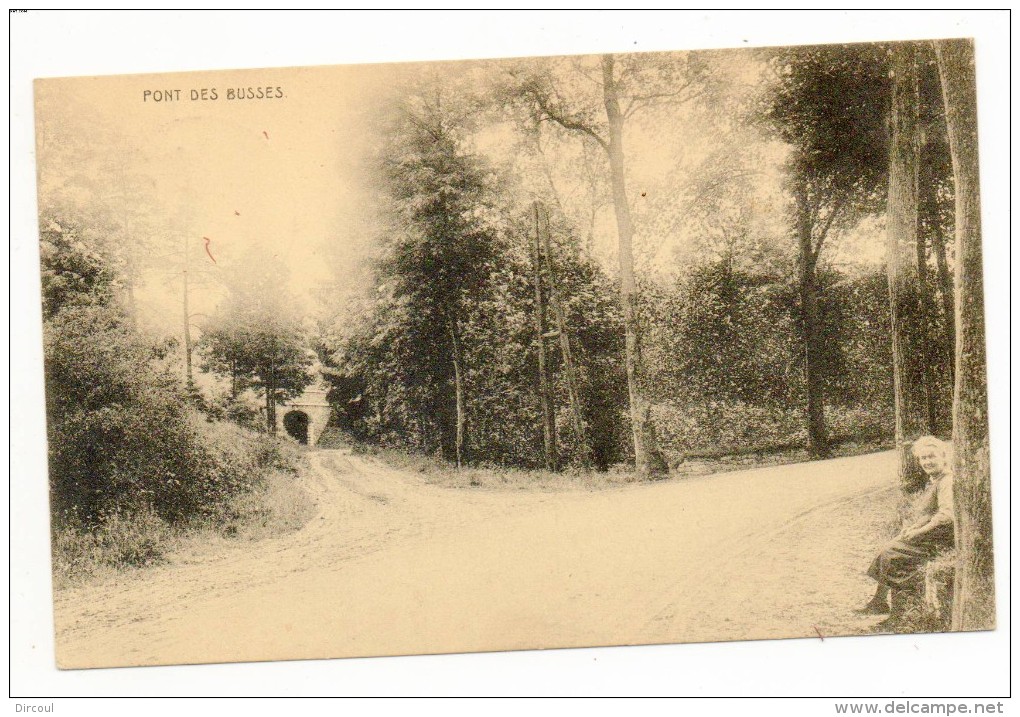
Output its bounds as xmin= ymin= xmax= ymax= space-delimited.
xmin=7 ymin=9 xmax=1012 ymax=712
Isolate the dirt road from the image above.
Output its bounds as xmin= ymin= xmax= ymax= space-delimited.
xmin=54 ymin=449 xmax=900 ymax=669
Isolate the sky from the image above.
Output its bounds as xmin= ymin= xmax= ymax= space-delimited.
xmin=34 ymin=45 xmax=893 ymax=342
xmin=35 ymin=63 xmax=397 ymax=334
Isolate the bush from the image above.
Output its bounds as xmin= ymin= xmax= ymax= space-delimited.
xmin=826 ymin=403 xmax=895 ymax=445
xmin=654 ymin=401 xmax=805 ymax=459
xmin=41 ymin=214 xmax=310 ymax=589
xmin=51 ymin=506 xmax=176 ymax=589
xmin=46 ymin=309 xmax=187 ymax=525
xmin=50 ymin=422 xmax=303 ymax=588
xmin=45 ymin=301 xmax=302 ymax=529
xmin=653 ymin=400 xmax=893 ymax=461
xmin=218 ymin=468 xmax=315 ymax=540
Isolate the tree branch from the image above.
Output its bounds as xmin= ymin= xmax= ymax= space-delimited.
xmin=530 ymin=131 xmax=570 ymax=217
xmin=622 ymin=81 xmax=700 ymax=119
xmin=569 ymin=59 xmax=603 ymax=88
xmin=529 ymin=88 xmax=608 ymax=151
xmin=811 ymin=191 xmax=850 ymax=263
xmin=401 ymin=107 xmax=444 ymax=144
xmin=811 ymin=169 xmax=884 ymax=264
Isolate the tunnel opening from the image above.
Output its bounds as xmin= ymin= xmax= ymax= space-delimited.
xmin=283 ymin=410 xmax=310 ymax=445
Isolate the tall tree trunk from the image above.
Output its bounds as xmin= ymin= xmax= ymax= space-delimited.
xmin=934 ymin=38 xmax=994 ymax=632
xmin=121 ymin=198 xmax=138 ymax=328
xmin=887 ymin=43 xmax=930 ymax=484
xmin=532 ymin=202 xmax=558 ymax=471
xmin=124 ymin=276 xmax=137 ymax=328
xmin=601 ymin=54 xmax=667 ymax=478
xmin=541 ymin=205 xmax=591 ymax=471
xmin=930 ymin=226 xmax=957 ymax=386
xmin=917 ymin=131 xmax=954 ymax=436
xmin=794 ymin=181 xmax=830 ymax=459
xmin=915 ymin=231 xmax=939 ymax=432
xmin=450 ymin=320 xmax=466 ymax=470
xmin=918 ymin=171 xmax=956 ymax=436
xmin=182 ymin=235 xmax=194 ymax=390
xmin=265 ymin=361 xmax=277 ymax=435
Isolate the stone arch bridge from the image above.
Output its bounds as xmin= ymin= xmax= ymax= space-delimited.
xmin=274 ymin=384 xmax=332 ymax=446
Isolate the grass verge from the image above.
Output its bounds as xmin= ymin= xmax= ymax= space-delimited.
xmin=318 ymin=428 xmax=891 ymax=492
xmin=51 ymin=431 xmax=316 ymax=591
xmin=51 ymin=507 xmax=178 ymax=590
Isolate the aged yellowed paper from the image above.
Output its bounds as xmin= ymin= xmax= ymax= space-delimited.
xmin=32 ymin=33 xmax=996 ymax=674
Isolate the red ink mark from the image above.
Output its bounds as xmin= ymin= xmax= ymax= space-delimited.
xmin=813 ymin=626 xmax=824 ymax=641
xmin=202 ymin=236 xmax=217 ymax=264
xmin=234 ymin=210 xmax=240 ymax=216
xmin=262 ymin=130 xmax=269 ymax=140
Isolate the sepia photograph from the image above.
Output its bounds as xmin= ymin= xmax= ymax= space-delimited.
xmin=11 ymin=9 xmax=1010 ymax=704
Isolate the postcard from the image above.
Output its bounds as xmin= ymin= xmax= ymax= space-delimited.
xmin=31 ymin=32 xmax=995 ymax=672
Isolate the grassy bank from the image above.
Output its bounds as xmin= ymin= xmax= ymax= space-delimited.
xmin=317 ymin=427 xmax=891 ymax=492
xmin=51 ymin=425 xmax=316 ymax=591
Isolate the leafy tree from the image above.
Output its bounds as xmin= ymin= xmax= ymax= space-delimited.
xmin=331 ymin=203 xmax=627 ymax=471
xmin=506 ymin=52 xmax=712 ymax=476
xmin=549 ymin=249 xmax=629 ymax=471
xmin=760 ymin=42 xmax=890 ymax=458
xmin=39 ymin=216 xmax=118 ymax=319
xmin=326 ymin=86 xmax=631 ymax=470
xmin=380 ymin=87 xmax=507 ymax=466
xmin=41 ymin=217 xmax=255 ymax=527
xmin=34 ymin=93 xmax=164 ymax=322
xmin=199 ymin=251 xmax=314 ymax=434
xmin=762 ymin=40 xmax=956 ymax=466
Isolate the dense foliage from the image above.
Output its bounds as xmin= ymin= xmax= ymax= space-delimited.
xmin=322 ymin=68 xmax=902 ymax=470
xmin=323 ymin=93 xmax=631 ymax=469
xmin=42 ymin=218 xmax=293 ymax=532
xmin=198 ymin=253 xmax=314 ymax=433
